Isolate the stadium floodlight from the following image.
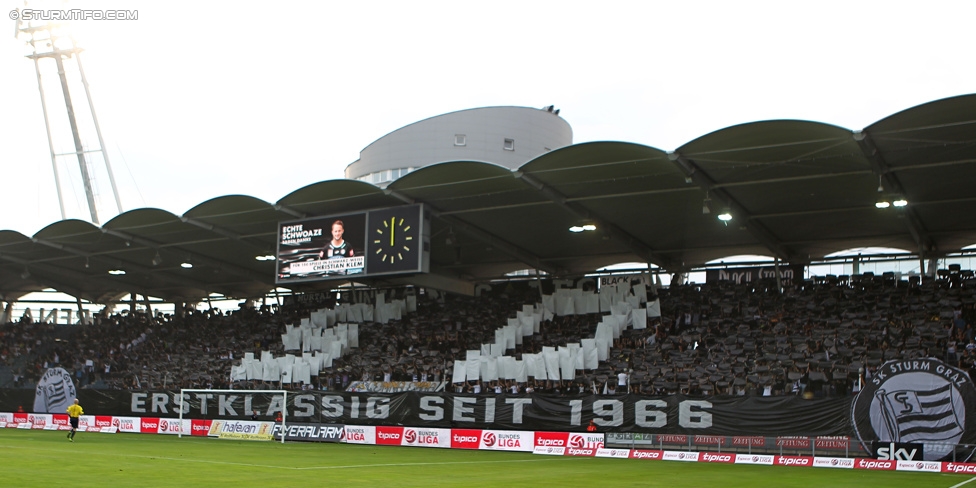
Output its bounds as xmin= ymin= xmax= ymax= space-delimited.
xmin=717 ymin=211 xmax=732 ymax=222
xmin=875 ymin=201 xmax=890 ymax=209
xmin=893 ymin=198 xmax=908 ymax=207
xmin=108 ymin=269 xmax=125 ymax=275
xmin=569 ymin=224 xmax=596 ymax=232
xmin=180 ymin=262 xmax=193 ymax=269
xmin=255 ymin=255 xmax=275 ymax=261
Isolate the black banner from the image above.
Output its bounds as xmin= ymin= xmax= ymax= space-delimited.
xmin=0 ymin=389 xmax=852 ymax=436
xmin=705 ymin=265 xmax=803 ymax=285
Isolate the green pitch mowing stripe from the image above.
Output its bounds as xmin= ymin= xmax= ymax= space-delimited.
xmin=0 ymin=429 xmax=969 ymax=487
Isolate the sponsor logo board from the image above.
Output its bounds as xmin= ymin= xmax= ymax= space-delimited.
xmin=629 ymin=449 xmax=664 ymax=460
xmin=775 ymin=436 xmax=811 ymax=449
xmin=657 ymin=434 xmax=688 ymax=444
xmin=813 ymin=457 xmax=855 ymax=469
xmin=873 ymin=441 xmax=924 ymax=461
xmin=190 ymin=419 xmax=212 ymax=437
xmin=596 ymin=448 xmax=631 ymax=459
xmin=375 ymin=426 xmax=404 ymax=446
xmin=28 ymin=413 xmax=50 ymax=429
xmin=534 ymin=431 xmax=569 ymax=448
xmin=774 ymin=456 xmax=813 ymax=467
xmin=141 ymin=417 xmax=160 ymax=434
xmin=342 ymin=425 xmax=374 ymax=445
xmin=450 ymin=429 xmax=482 ymax=449
xmin=855 ymin=458 xmax=896 ymax=470
xmin=662 ymin=451 xmax=699 ymax=462
xmin=401 ymin=428 xmax=449 ymax=448
xmin=735 ymin=454 xmax=774 ymax=465
xmin=564 ymin=447 xmax=596 ymax=457
xmin=272 ymin=423 xmax=345 ymax=442
xmin=895 ymin=460 xmax=941 ymax=472
xmin=481 ymin=430 xmax=531 ymax=452
xmin=567 ymin=433 xmax=604 ymax=449
xmin=694 ymin=435 xmax=727 ymax=447
xmin=943 ymin=462 xmax=976 ymax=474
xmin=731 ymin=436 xmax=766 ymax=447
xmin=814 ymin=436 xmax=849 ymax=450
xmin=212 ymin=420 xmax=272 ymax=440
xmin=532 ymin=446 xmax=565 ymax=456
xmin=113 ymin=416 xmax=140 ymax=433
xmin=700 ymin=452 xmax=734 ymax=463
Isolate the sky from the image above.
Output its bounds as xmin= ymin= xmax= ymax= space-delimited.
xmin=1 ymin=0 xmax=975 ymax=236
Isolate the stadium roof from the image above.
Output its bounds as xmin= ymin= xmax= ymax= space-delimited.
xmin=2 ymin=94 xmax=975 ymax=303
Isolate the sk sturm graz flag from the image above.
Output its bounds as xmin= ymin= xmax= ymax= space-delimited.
xmin=852 ymin=358 xmax=976 ymax=461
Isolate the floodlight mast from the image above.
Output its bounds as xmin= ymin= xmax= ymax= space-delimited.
xmin=15 ymin=13 xmax=123 ymax=224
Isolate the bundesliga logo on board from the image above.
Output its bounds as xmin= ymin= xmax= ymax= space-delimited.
xmin=852 ymin=358 xmax=976 ymax=461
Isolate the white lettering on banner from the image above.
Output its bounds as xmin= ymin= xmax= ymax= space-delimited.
xmin=378 ymin=432 xmax=400 ymax=441
xmin=454 ymin=435 xmax=479 ymax=444
xmin=634 ymin=400 xmax=667 ymax=428
xmin=419 ymin=397 xmax=443 ymax=421
xmin=593 ymin=400 xmax=623 ymax=427
xmin=945 ymin=463 xmax=976 ymax=474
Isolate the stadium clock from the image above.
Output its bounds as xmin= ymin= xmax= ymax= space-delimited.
xmin=365 ymin=205 xmax=423 ymax=274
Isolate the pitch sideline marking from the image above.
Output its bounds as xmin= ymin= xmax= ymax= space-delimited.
xmin=949 ymin=476 xmax=976 ymax=488
xmin=0 ymin=443 xmax=565 ymax=470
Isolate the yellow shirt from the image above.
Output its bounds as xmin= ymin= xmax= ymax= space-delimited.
xmin=66 ymin=404 xmax=84 ymax=418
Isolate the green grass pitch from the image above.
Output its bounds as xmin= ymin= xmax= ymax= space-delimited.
xmin=0 ymin=429 xmax=971 ymax=487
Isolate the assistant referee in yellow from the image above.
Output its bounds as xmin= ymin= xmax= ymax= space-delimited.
xmin=66 ymin=398 xmax=83 ymax=442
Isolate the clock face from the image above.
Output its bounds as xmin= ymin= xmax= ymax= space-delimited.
xmin=373 ymin=216 xmax=413 ymax=264
xmin=365 ymin=205 xmax=423 ymax=274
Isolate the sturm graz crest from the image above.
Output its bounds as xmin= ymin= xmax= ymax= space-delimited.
xmin=33 ymin=367 xmax=77 ymax=414
xmin=852 ymin=358 xmax=976 ymax=461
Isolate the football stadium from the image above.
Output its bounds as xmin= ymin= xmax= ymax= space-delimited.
xmin=4 ymin=3 xmax=976 ymax=488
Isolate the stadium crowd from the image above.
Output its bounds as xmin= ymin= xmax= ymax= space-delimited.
xmin=2 ymin=270 xmax=974 ymax=397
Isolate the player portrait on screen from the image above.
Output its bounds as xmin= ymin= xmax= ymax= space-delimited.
xmin=320 ymin=220 xmax=354 ymax=260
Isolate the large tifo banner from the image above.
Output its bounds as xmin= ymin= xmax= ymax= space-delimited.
xmin=3 ymin=359 xmax=974 ymax=462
